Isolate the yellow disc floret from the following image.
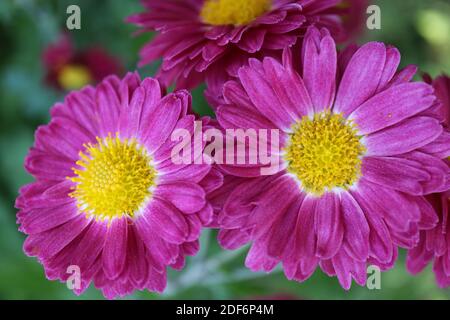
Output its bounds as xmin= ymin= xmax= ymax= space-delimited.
xmin=69 ymin=134 xmax=156 ymax=220
xmin=58 ymin=64 xmax=93 ymax=91
xmin=200 ymin=0 xmax=271 ymax=26
xmin=284 ymin=112 xmax=366 ymax=196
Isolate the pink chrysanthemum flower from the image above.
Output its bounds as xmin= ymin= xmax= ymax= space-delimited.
xmin=16 ymin=73 xmax=217 ymax=299
xmin=127 ymin=0 xmax=367 ymax=90
xmin=214 ymin=27 xmax=450 ymax=289
xmin=407 ymin=74 xmax=450 ymax=288
xmin=43 ymin=34 xmax=123 ymax=91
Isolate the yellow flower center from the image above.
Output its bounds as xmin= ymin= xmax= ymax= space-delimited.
xmin=69 ymin=135 xmax=156 ymax=220
xmin=200 ymin=0 xmax=271 ymax=26
xmin=284 ymin=112 xmax=366 ymax=196
xmin=58 ymin=64 xmax=93 ymax=90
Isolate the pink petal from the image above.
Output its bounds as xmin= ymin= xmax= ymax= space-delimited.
xmin=365 ymin=117 xmax=443 ymax=156
xmin=334 ymin=42 xmax=386 ymax=116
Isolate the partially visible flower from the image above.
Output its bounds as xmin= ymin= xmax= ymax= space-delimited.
xmin=407 ymin=74 xmax=450 ymax=288
xmin=214 ymin=27 xmax=449 ymax=289
xmin=204 ymin=0 xmax=369 ymax=108
xmin=42 ymin=34 xmax=123 ymax=91
xmin=16 ymin=73 xmax=217 ymax=299
xmin=127 ymin=0 xmax=368 ymax=91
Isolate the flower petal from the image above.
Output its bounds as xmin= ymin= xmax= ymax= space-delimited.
xmin=351 ymin=82 xmax=435 ymax=135
xmin=334 ymin=42 xmax=386 ymax=116
xmin=365 ymin=117 xmax=443 ymax=156
xmin=302 ymin=27 xmax=337 ymax=111
xmin=155 ymin=181 xmax=206 ymax=214
xmin=315 ymin=193 xmax=343 ymax=259
xmin=102 ymin=218 xmax=128 ymax=280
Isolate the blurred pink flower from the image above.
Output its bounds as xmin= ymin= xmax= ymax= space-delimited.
xmin=42 ymin=34 xmax=123 ymax=91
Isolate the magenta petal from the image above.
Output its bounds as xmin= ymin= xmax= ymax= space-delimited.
xmin=402 ymin=151 xmax=449 ymax=194
xmin=334 ymin=42 xmax=386 ymax=116
xmin=25 ymin=152 xmax=74 ymax=181
xmin=218 ymin=228 xmax=252 ymax=250
xmin=352 ymin=189 xmax=393 ymax=263
xmin=302 ymin=27 xmax=337 ymax=112
xmin=139 ymin=198 xmax=188 ymax=245
xmin=340 ymin=192 xmax=369 ymax=261
xmin=361 ymin=157 xmax=429 ymax=195
xmin=266 ymin=198 xmax=302 ymax=259
xmin=24 ymin=214 xmax=90 ymax=259
xmin=155 ymin=181 xmax=206 ymax=214
xmin=118 ymin=86 xmax=145 ymax=138
xmin=351 ymin=82 xmax=435 ymax=135
xmin=237 ymin=28 xmax=266 ymax=53
xmin=96 ymin=79 xmax=121 ymax=136
xmin=35 ymin=118 xmax=93 ymax=161
xmin=419 ymin=131 xmax=450 ymax=159
xmin=69 ymin=220 xmax=107 ymax=274
xmin=184 ymin=214 xmax=202 ymax=242
xmin=136 ymin=217 xmax=179 ymax=265
xmin=140 ymin=93 xmax=182 ymax=153
xmin=238 ymin=61 xmax=297 ymax=130
xmin=159 ymin=162 xmax=211 ymax=184
xmin=433 ymin=257 xmax=450 ymax=288
xmin=136 ymin=77 xmax=163 ymax=132
xmin=406 ymin=195 xmax=439 ymax=230
xmin=127 ymin=226 xmax=151 ymax=284
xmin=388 ymin=65 xmax=417 ymax=87
xmin=102 ymin=218 xmax=128 ymax=280
xmin=19 ymin=202 xmax=79 ymax=235
xmin=217 ymin=104 xmax=276 ymax=130
xmin=153 ymin=115 xmax=195 ymax=163
xmin=220 ymin=175 xmax=274 ymax=228
xmin=261 ymin=57 xmax=314 ymax=119
xmin=376 ymin=46 xmax=401 ymax=92
xmin=199 ymin=167 xmax=223 ymax=194
xmin=406 ymin=233 xmax=433 ymax=274
xmin=63 ymin=89 xmax=98 ymax=136
xmin=332 ymin=250 xmax=365 ymax=290
xmin=293 ymin=196 xmax=317 ymax=260
xmin=359 ymin=180 xmax=421 ymax=231
xmin=365 ymin=117 xmax=443 ymax=156
xmin=245 ymin=238 xmax=278 ymax=273
xmin=198 ymin=203 xmax=214 ymax=226
xmin=223 ymin=80 xmax=255 ymax=109
xmin=22 ymin=180 xmax=75 ymax=209
xmin=44 ymin=220 xmax=107 ymax=281
xmin=315 ymin=193 xmax=343 ymax=259
xmin=250 ymin=175 xmax=300 ymax=239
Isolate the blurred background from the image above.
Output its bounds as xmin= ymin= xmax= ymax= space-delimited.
xmin=0 ymin=0 xmax=449 ymax=300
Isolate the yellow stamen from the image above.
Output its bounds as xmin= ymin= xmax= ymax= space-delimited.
xmin=69 ymin=134 xmax=156 ymax=220
xmin=284 ymin=112 xmax=366 ymax=196
xmin=58 ymin=64 xmax=93 ymax=90
xmin=200 ymin=0 xmax=271 ymax=26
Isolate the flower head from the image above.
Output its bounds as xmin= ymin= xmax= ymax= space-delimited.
xmin=407 ymin=74 xmax=450 ymax=288
xmin=42 ymin=34 xmax=123 ymax=91
xmin=16 ymin=73 xmax=216 ymax=298
xmin=127 ymin=0 xmax=367 ymax=90
xmin=214 ymin=26 xmax=449 ymax=289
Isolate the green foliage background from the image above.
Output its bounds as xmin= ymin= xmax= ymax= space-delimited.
xmin=0 ymin=0 xmax=449 ymax=300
